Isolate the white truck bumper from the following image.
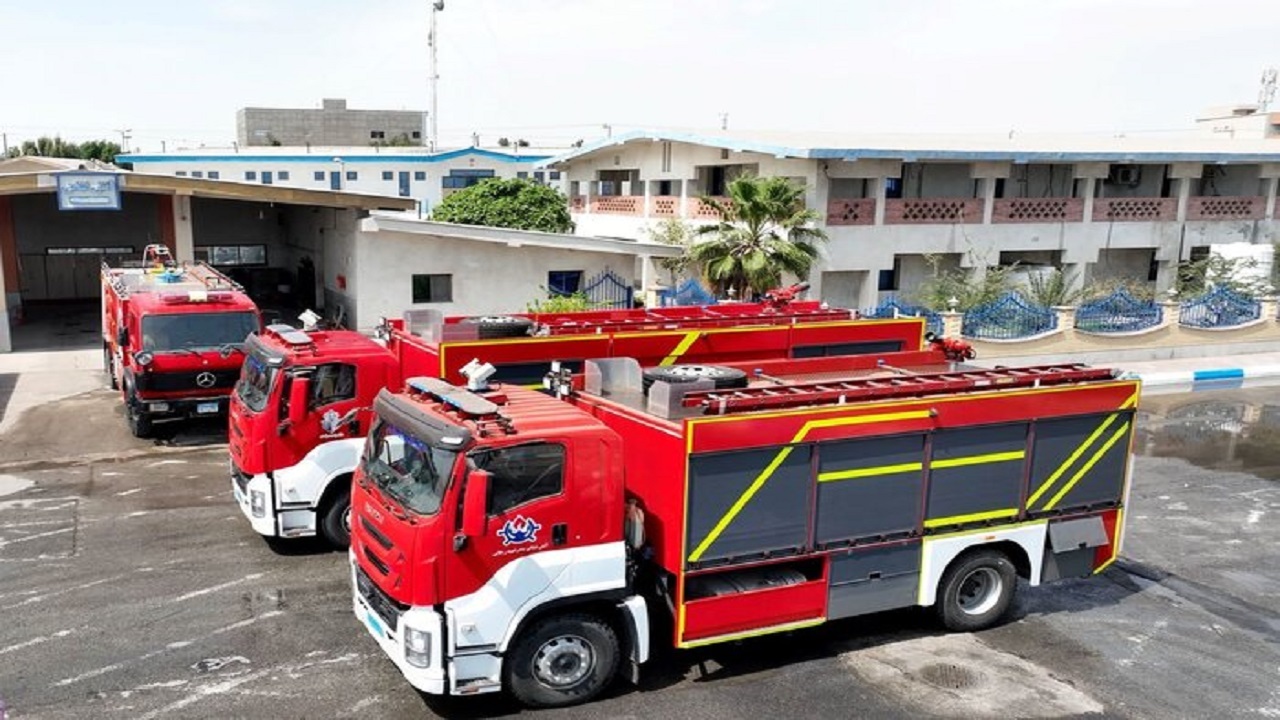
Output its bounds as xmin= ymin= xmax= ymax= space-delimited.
xmin=351 ymin=558 xmax=447 ymax=695
xmin=231 ymin=462 xmax=324 ymax=539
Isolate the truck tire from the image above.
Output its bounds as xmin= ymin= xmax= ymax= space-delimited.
xmin=125 ymin=389 xmax=153 ymax=439
xmin=103 ymin=343 xmax=118 ymax=390
xmin=642 ymin=364 xmax=749 ymax=393
xmin=505 ymin=613 xmax=620 ymax=708
xmin=460 ymin=315 xmax=535 ymax=339
xmin=318 ymin=482 xmax=352 ymax=549
xmin=935 ymin=549 xmax=1017 ymax=632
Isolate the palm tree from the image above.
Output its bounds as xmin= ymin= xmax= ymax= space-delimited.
xmin=688 ymin=175 xmax=827 ymax=299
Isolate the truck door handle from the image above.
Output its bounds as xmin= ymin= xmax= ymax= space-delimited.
xmin=552 ymin=523 xmax=567 ymax=546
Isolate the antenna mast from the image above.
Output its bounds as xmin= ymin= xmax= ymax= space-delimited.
xmin=428 ymin=1 xmax=444 ymax=151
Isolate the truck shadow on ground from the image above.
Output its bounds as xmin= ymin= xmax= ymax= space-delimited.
xmin=416 ymin=572 xmax=1151 ymax=718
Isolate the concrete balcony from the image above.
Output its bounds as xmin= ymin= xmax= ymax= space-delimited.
xmin=884 ymin=198 xmax=984 ymax=224
xmin=589 ymin=195 xmax=641 ymax=215
xmin=826 ymin=199 xmax=875 ymax=226
xmin=566 ymin=194 xmax=732 ymax=220
xmin=992 ymin=198 xmax=1084 ymax=223
xmin=1092 ymin=198 xmax=1176 ymax=222
xmin=1186 ymin=195 xmax=1267 ymax=221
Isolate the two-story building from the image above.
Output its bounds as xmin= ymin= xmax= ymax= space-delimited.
xmin=548 ymin=125 xmax=1280 ymax=308
xmin=118 ymin=146 xmax=564 ymax=214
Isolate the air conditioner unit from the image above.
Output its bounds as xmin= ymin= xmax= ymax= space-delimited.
xmin=1108 ymin=164 xmax=1142 ymax=187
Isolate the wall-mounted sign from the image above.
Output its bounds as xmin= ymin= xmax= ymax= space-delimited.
xmin=56 ymin=172 xmax=122 ymax=211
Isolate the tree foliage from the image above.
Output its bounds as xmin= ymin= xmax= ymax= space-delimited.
xmin=644 ymin=218 xmax=696 ymax=285
xmin=911 ymin=255 xmax=1015 ymax=311
xmin=688 ymin=175 xmax=826 ymax=298
xmin=1024 ymin=267 xmax=1086 ymax=307
xmin=527 ymin=290 xmax=596 ymax=313
xmin=431 ymin=178 xmax=573 ymax=233
xmin=5 ymin=136 xmax=122 ymax=162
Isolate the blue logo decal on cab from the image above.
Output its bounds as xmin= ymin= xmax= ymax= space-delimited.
xmin=497 ymin=515 xmax=542 ymax=546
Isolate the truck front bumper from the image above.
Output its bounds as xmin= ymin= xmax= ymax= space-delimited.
xmin=230 ymin=462 xmax=320 ymax=539
xmin=351 ymin=558 xmax=446 ymax=695
xmin=140 ymin=395 xmax=228 ymax=420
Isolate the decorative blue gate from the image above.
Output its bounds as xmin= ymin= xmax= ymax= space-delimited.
xmin=1075 ymin=289 xmax=1162 ymax=333
xmin=1179 ymin=286 xmax=1260 ymax=328
xmin=860 ymin=296 xmax=943 ymax=336
xmin=962 ymin=292 xmax=1057 ymax=339
xmin=658 ymin=279 xmax=717 ymax=307
xmin=575 ymin=268 xmax=634 ymax=309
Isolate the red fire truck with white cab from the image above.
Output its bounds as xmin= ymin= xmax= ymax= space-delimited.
xmin=229 ymin=295 xmax=927 ymax=548
xmin=103 ymin=245 xmax=261 ymax=437
xmin=350 ymin=352 xmax=1139 ymax=708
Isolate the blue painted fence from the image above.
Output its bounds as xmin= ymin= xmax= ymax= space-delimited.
xmin=1075 ymin=289 xmax=1162 ymax=333
xmin=658 ymin=279 xmax=717 ymax=307
xmin=1179 ymin=286 xmax=1260 ymax=329
xmin=861 ymin=296 xmax=943 ymax=336
xmin=962 ymin=292 xmax=1057 ymax=339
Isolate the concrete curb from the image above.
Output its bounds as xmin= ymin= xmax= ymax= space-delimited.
xmin=1132 ymin=365 xmax=1280 ymax=387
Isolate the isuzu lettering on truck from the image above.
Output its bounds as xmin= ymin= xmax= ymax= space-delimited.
xmin=103 ymin=245 xmax=261 ymax=438
xmin=230 ymin=295 xmax=928 ymax=548
xmin=350 ymin=353 xmax=1139 ymax=707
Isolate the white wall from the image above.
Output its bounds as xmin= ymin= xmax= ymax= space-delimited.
xmin=352 ymin=230 xmax=635 ymax=330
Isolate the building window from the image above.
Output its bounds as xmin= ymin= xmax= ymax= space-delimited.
xmin=534 ymin=171 xmax=545 ymax=183
xmin=412 ymin=274 xmax=453 ymax=303
xmin=245 ymin=171 xmax=257 ymax=181
xmin=208 ymin=171 xmax=220 ymax=180
xmin=278 ymin=171 xmax=290 ymax=180
xmin=884 ymin=177 xmax=903 ymax=199
xmin=548 ymin=270 xmax=583 ymax=296
xmin=662 ymin=141 xmax=673 ymax=173
xmin=346 ymin=171 xmax=358 ymax=181
xmin=414 ymin=171 xmax=426 ymax=181
xmin=371 ymin=130 xmax=386 ymax=140
xmin=877 ymin=257 xmax=902 ymax=292
xmin=197 ymin=244 xmax=267 ymax=267
xmin=549 ymin=171 xmax=561 ymax=180
xmin=382 ymin=171 xmax=394 ymax=181
xmin=191 ymin=171 xmax=204 ymax=178
xmin=517 ymin=171 xmax=529 ymax=179
xmin=442 ymin=169 xmax=496 ymax=189
xmin=411 ymin=130 xmax=421 ymax=139
xmin=471 ymin=443 xmax=565 ymax=516
xmin=175 ymin=171 xmax=187 ymax=177
xmin=308 ymin=364 xmax=357 ymax=409
xmin=314 ymin=171 xmax=325 ymax=181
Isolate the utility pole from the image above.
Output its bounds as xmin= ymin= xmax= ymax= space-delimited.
xmin=719 ymin=112 xmax=729 ymax=130
xmin=2 ymin=133 xmax=7 ymax=157
xmin=428 ymin=0 xmax=444 ymax=152
xmin=116 ymin=128 xmax=132 ymax=153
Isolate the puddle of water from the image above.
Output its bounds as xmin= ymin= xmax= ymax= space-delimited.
xmin=1138 ymin=384 xmax=1280 ymax=481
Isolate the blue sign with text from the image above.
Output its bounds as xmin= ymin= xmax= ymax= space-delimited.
xmin=56 ymin=172 xmax=121 ymax=211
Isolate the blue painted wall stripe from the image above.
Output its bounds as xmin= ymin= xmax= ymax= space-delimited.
xmin=1193 ymin=368 xmax=1246 ymax=381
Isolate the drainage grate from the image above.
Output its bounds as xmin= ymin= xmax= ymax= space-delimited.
xmin=918 ymin=662 xmax=979 ymax=690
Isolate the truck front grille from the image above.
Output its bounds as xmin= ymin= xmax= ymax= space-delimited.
xmin=356 ymin=566 xmax=404 ymax=629
xmin=136 ymin=369 xmax=239 ymax=393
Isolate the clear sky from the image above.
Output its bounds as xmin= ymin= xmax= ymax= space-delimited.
xmin=2 ymin=0 xmax=1277 ymax=152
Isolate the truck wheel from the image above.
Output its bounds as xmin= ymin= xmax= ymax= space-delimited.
xmin=505 ymin=613 xmax=620 ymax=708
xmin=935 ymin=549 xmax=1017 ymax=632
xmin=103 ymin=343 xmax=118 ymax=390
xmin=461 ymin=315 xmax=535 ymax=339
xmin=318 ymin=483 xmax=352 ymax=549
xmin=642 ymin=364 xmax=749 ymax=393
xmin=126 ymin=390 xmax=153 ymax=439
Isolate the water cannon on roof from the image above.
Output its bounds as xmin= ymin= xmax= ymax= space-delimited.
xmin=460 ymin=358 xmax=497 ymax=392
xmin=298 ymin=309 xmax=322 ymax=331
xmin=762 ymin=281 xmax=810 ymax=310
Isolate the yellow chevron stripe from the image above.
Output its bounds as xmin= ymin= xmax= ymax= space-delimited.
xmin=923 ymin=507 xmax=1018 ymax=529
xmin=931 ymin=450 xmax=1025 ymax=469
xmin=659 ymin=331 xmax=703 ymax=366
xmin=1026 ymin=391 xmax=1139 ymax=508
xmin=686 ymin=409 xmax=931 ymax=562
xmin=1042 ymin=421 xmax=1131 ymax=511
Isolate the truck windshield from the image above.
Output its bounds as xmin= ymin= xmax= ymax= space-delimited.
xmin=236 ymin=353 xmax=278 ymax=413
xmin=362 ymin=419 xmax=458 ymax=516
xmin=141 ymin=312 xmax=258 ymax=353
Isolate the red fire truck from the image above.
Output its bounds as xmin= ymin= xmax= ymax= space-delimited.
xmin=350 ymin=353 xmax=1138 ymax=707
xmin=230 ymin=298 xmax=928 ymax=548
xmin=103 ymin=245 xmax=261 ymax=438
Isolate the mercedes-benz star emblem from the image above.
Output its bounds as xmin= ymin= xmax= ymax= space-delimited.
xmin=195 ymin=372 xmax=217 ymax=388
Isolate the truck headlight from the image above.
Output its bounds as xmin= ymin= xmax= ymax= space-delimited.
xmin=404 ymin=627 xmax=431 ymax=668
xmin=250 ymin=490 xmax=266 ymax=517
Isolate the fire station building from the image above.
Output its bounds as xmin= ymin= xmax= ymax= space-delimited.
xmin=0 ymin=157 xmax=675 ymax=353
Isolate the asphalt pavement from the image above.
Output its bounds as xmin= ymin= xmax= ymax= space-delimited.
xmin=1 ymin=375 xmax=1279 ymax=718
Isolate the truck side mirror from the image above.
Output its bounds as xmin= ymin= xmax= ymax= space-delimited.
xmin=287 ymin=377 xmax=310 ymax=427
xmin=462 ymin=469 xmax=489 ymax=539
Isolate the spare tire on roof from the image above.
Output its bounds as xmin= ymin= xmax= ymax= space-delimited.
xmin=642 ymin=364 xmax=749 ymax=393
xmin=460 ymin=315 xmax=535 ymax=339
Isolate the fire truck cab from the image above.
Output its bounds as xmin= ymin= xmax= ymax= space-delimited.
xmin=230 ymin=301 xmax=928 ymax=549
xmin=103 ymin=245 xmax=260 ymax=437
xmin=350 ymin=354 xmax=1139 ymax=708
